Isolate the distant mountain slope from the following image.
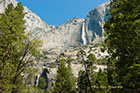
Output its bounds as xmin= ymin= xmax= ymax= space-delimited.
xmin=42 ymin=1 xmax=110 ymax=55
xmin=0 ymin=0 xmax=53 ymax=39
xmin=0 ymin=0 xmax=110 ymax=55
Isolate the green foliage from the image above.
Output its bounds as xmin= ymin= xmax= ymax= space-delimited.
xmin=38 ymin=77 xmax=47 ymax=90
xmin=94 ymin=69 xmax=110 ymax=93
xmin=104 ymin=0 xmax=140 ymax=90
xmin=73 ymin=61 xmax=78 ymax=64
xmin=53 ymin=59 xmax=76 ymax=93
xmin=77 ymin=70 xmax=89 ymax=93
xmin=49 ymin=64 xmax=56 ymax=68
xmin=87 ymin=53 xmax=97 ymax=67
xmin=76 ymin=49 xmax=86 ymax=63
xmin=0 ymin=2 xmax=41 ymax=92
xmin=97 ymin=58 xmax=107 ymax=65
xmin=66 ymin=56 xmax=75 ymax=63
xmin=66 ymin=61 xmax=76 ymax=92
xmin=77 ymin=50 xmax=97 ymax=93
xmin=77 ymin=67 xmax=110 ymax=93
xmin=5 ymin=3 xmax=14 ymax=15
xmin=93 ymin=41 xmax=106 ymax=47
xmin=100 ymin=47 xmax=105 ymax=53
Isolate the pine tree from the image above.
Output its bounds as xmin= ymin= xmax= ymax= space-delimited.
xmin=0 ymin=2 xmax=41 ymax=92
xmin=66 ymin=61 xmax=76 ymax=93
xmin=53 ymin=59 xmax=76 ymax=93
xmin=94 ymin=68 xmax=109 ymax=93
xmin=53 ymin=59 xmax=66 ymax=92
xmin=77 ymin=51 xmax=97 ymax=93
xmin=77 ymin=70 xmax=89 ymax=93
xmin=38 ymin=77 xmax=47 ymax=90
xmin=104 ymin=0 xmax=140 ymax=91
xmin=86 ymin=53 xmax=98 ymax=91
xmin=76 ymin=50 xmax=93 ymax=93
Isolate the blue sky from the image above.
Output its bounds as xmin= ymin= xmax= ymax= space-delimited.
xmin=17 ymin=0 xmax=109 ymax=26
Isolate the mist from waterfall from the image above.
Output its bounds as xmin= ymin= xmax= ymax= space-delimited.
xmin=82 ymin=22 xmax=87 ymax=45
xmin=35 ymin=74 xmax=40 ymax=87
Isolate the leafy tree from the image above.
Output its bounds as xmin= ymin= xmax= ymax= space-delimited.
xmin=0 ymin=2 xmax=41 ymax=93
xmin=104 ymin=0 xmax=140 ymax=91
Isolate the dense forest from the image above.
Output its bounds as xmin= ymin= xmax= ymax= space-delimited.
xmin=0 ymin=0 xmax=140 ymax=93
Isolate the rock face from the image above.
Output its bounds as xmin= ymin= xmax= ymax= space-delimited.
xmin=0 ymin=0 xmax=52 ymax=40
xmin=0 ymin=0 xmax=110 ymax=55
xmin=42 ymin=1 xmax=110 ymax=55
xmin=24 ymin=6 xmax=51 ymax=34
xmin=42 ymin=17 xmax=85 ymax=56
xmin=85 ymin=1 xmax=110 ymax=44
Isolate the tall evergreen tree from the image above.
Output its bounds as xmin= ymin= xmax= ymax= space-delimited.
xmin=53 ymin=59 xmax=76 ymax=93
xmin=76 ymin=50 xmax=93 ymax=93
xmin=0 ymin=2 xmax=41 ymax=93
xmin=66 ymin=61 xmax=76 ymax=93
xmin=104 ymin=0 xmax=140 ymax=91
xmin=53 ymin=59 xmax=67 ymax=93
xmin=77 ymin=51 xmax=97 ymax=93
xmin=94 ymin=69 xmax=109 ymax=93
xmin=77 ymin=70 xmax=89 ymax=93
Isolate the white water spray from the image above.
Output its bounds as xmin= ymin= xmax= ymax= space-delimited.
xmin=82 ymin=22 xmax=87 ymax=45
xmin=35 ymin=74 xmax=40 ymax=87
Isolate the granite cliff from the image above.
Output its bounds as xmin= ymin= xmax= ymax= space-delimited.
xmin=42 ymin=1 xmax=110 ymax=56
xmin=85 ymin=1 xmax=110 ymax=44
xmin=42 ymin=17 xmax=85 ymax=56
xmin=0 ymin=0 xmax=110 ymax=55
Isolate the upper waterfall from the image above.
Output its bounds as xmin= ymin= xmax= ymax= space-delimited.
xmin=82 ymin=22 xmax=87 ymax=45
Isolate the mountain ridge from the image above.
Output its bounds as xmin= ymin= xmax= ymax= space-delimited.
xmin=42 ymin=1 xmax=110 ymax=56
xmin=0 ymin=0 xmax=110 ymax=56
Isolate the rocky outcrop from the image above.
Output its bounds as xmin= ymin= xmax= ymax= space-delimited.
xmin=0 ymin=0 xmax=52 ymax=40
xmin=42 ymin=17 xmax=84 ymax=55
xmin=42 ymin=1 xmax=110 ymax=55
xmin=85 ymin=1 xmax=110 ymax=44
xmin=24 ymin=6 xmax=52 ymax=36
xmin=0 ymin=0 xmax=110 ymax=55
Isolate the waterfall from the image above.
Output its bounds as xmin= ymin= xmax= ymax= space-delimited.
xmin=35 ymin=74 xmax=40 ymax=87
xmin=82 ymin=22 xmax=87 ymax=45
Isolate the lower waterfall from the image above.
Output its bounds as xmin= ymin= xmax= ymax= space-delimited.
xmin=35 ymin=74 xmax=40 ymax=87
xmin=82 ymin=22 xmax=87 ymax=45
